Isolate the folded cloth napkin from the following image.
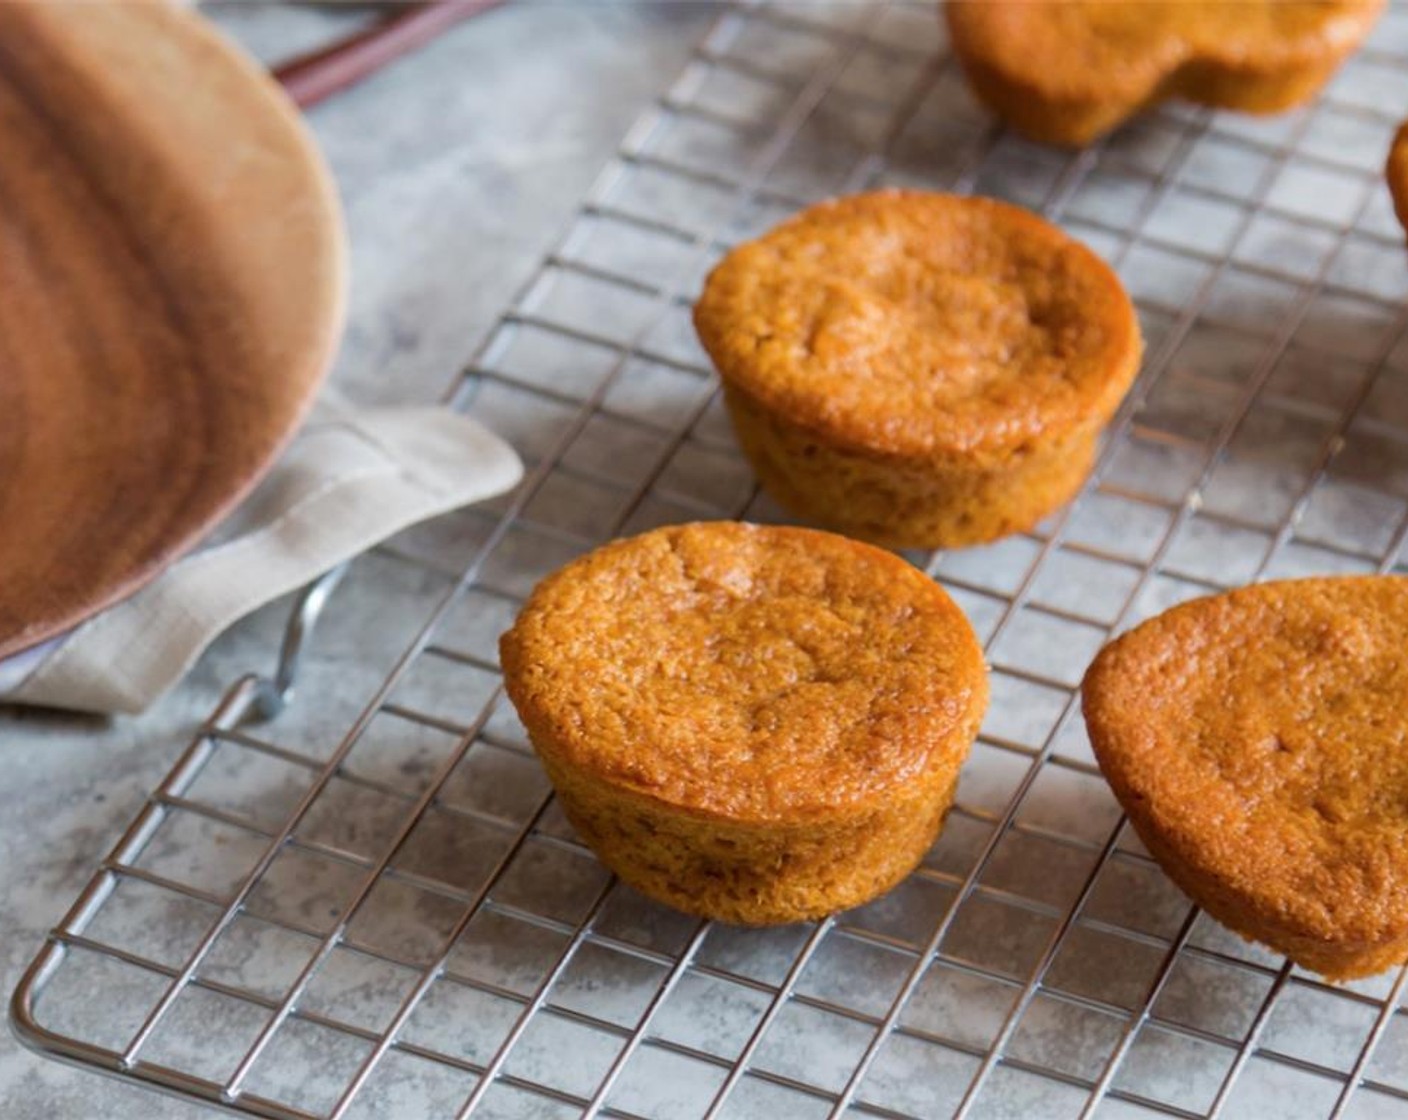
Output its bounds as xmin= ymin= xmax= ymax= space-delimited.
xmin=0 ymin=394 xmax=522 ymax=714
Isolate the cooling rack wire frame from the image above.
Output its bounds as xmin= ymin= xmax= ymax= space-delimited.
xmin=12 ymin=2 xmax=1408 ymax=1117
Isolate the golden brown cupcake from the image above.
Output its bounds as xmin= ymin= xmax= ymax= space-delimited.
xmin=946 ymin=1 xmax=1384 ymax=147
xmin=499 ymin=521 xmax=988 ymax=925
xmin=1082 ymin=576 xmax=1408 ymax=980
xmin=693 ymin=191 xmax=1141 ymax=550
xmin=1388 ymin=122 xmax=1408 ymax=237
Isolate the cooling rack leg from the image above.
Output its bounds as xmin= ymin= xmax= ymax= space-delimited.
xmin=251 ymin=563 xmax=349 ymax=723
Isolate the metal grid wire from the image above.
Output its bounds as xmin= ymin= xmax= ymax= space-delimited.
xmin=13 ymin=2 xmax=1408 ymax=1117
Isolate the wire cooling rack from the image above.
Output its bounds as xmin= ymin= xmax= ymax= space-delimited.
xmin=13 ymin=2 xmax=1408 ymax=1117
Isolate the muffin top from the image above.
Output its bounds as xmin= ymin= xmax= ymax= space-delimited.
xmin=500 ymin=522 xmax=988 ymax=823
xmin=1083 ymin=576 xmax=1408 ymax=946
xmin=692 ymin=191 xmax=1140 ymax=464
xmin=947 ymin=1 xmax=1382 ymax=106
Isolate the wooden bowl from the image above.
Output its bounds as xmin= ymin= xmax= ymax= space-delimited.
xmin=0 ymin=1 xmax=345 ymax=659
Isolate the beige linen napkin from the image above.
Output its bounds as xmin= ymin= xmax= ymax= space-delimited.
xmin=0 ymin=395 xmax=522 ymax=714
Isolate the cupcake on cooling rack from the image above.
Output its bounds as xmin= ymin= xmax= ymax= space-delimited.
xmin=1084 ymin=575 xmax=1408 ymax=980
xmin=499 ymin=521 xmax=988 ymax=925
xmin=693 ymin=190 xmax=1141 ymax=550
xmin=1389 ymin=121 xmax=1408 ymax=238
xmin=945 ymin=0 xmax=1384 ymax=147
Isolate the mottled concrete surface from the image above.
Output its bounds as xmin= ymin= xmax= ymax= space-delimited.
xmin=0 ymin=5 xmax=712 ymax=1115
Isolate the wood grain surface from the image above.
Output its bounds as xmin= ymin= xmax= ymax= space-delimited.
xmin=0 ymin=1 xmax=345 ymax=660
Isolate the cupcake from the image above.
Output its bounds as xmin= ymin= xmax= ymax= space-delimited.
xmin=1388 ymin=121 xmax=1408 ymax=238
xmin=499 ymin=521 xmax=988 ymax=924
xmin=693 ymin=191 xmax=1141 ymax=550
xmin=946 ymin=0 xmax=1383 ymax=147
xmin=1083 ymin=576 xmax=1408 ymax=980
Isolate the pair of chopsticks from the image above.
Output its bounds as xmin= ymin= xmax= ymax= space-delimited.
xmin=270 ymin=0 xmax=505 ymax=109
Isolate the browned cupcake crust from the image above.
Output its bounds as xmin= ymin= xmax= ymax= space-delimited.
xmin=693 ymin=190 xmax=1141 ymax=548
xmin=1389 ymin=121 xmax=1408 ymax=237
xmin=946 ymin=1 xmax=1384 ymax=147
xmin=1082 ymin=576 xmax=1408 ymax=980
xmin=500 ymin=521 xmax=989 ymax=924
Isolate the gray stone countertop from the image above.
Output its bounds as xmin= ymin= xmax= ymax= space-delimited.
xmin=0 ymin=4 xmax=713 ymax=1115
